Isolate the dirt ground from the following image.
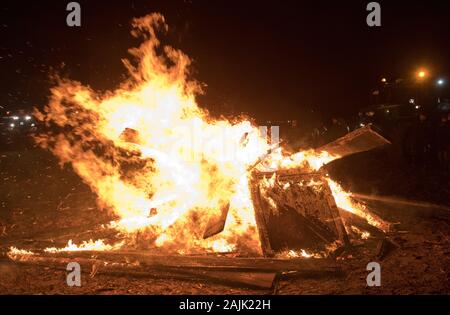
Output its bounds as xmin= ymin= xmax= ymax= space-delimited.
xmin=0 ymin=140 xmax=449 ymax=294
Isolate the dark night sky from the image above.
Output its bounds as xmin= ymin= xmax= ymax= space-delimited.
xmin=1 ymin=0 xmax=450 ymax=122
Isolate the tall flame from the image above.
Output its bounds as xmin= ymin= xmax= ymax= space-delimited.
xmin=35 ymin=13 xmax=272 ymax=254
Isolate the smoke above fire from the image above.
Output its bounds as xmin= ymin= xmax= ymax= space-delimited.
xmin=33 ymin=13 xmax=377 ymax=255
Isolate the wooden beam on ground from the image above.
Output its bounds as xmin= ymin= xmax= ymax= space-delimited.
xmin=338 ymin=208 xmax=386 ymax=238
xmin=8 ymin=255 xmax=277 ymax=289
xmin=9 ymin=250 xmax=341 ymax=273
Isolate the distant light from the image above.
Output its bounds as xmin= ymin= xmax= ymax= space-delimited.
xmin=415 ymin=105 xmax=420 ymax=110
xmin=416 ymin=68 xmax=429 ymax=80
xmin=12 ymin=116 xmax=19 ymax=120
xmin=31 ymin=123 xmax=35 ymax=127
xmin=385 ymin=109 xmax=390 ymax=114
xmin=360 ymin=123 xmax=365 ymax=127
xmin=25 ymin=115 xmax=32 ymax=120
xmin=10 ymin=123 xmax=15 ymax=128
xmin=381 ymin=78 xmax=387 ymax=83
xmin=409 ymin=98 xmax=415 ymax=104
xmin=437 ymin=79 xmax=445 ymax=86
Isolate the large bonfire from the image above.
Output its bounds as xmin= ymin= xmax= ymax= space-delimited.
xmin=29 ymin=13 xmax=383 ymax=256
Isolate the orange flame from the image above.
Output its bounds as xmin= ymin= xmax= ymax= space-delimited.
xmin=327 ymin=178 xmax=388 ymax=231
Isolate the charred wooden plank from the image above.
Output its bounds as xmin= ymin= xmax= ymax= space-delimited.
xmin=9 ymin=250 xmax=341 ymax=273
xmin=338 ymin=208 xmax=386 ymax=238
xmin=8 ymin=254 xmax=277 ymax=289
xmin=317 ymin=125 xmax=391 ymax=161
xmin=249 ymin=178 xmax=275 ymax=257
xmin=202 ymin=202 xmax=230 ymax=239
xmin=9 ymin=251 xmax=344 ymax=290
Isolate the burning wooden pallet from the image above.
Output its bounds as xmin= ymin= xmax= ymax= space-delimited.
xmin=204 ymin=125 xmax=391 ymax=257
xmin=250 ymin=170 xmax=349 ymax=257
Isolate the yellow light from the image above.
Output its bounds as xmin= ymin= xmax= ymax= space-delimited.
xmin=417 ymin=70 xmax=427 ymax=79
xmin=381 ymin=78 xmax=387 ymax=83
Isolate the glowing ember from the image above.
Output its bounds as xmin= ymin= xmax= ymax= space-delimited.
xmin=279 ymin=249 xmax=321 ymax=259
xmin=7 ymin=247 xmax=35 ymax=259
xmin=350 ymin=226 xmax=371 ymax=240
xmin=44 ymin=239 xmax=124 ymax=253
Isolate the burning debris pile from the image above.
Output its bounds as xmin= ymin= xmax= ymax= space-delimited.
xmin=11 ymin=13 xmax=390 ymax=260
xmin=248 ymin=125 xmax=391 ymax=257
